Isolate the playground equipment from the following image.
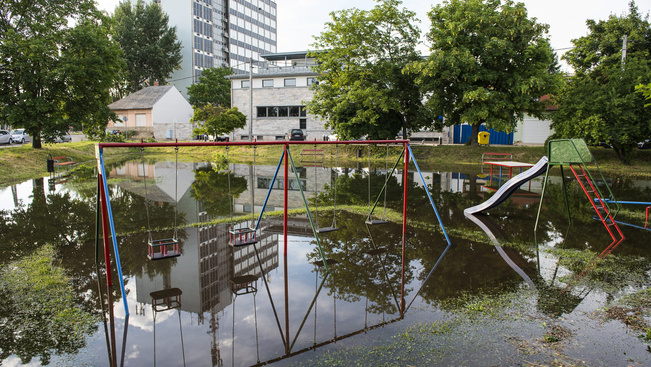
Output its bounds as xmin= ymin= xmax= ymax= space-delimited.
xmin=535 ymin=139 xmax=624 ymax=256
xmin=94 ymin=139 xmax=452 ymax=328
xmin=466 ymin=139 xmax=625 ymax=255
xmin=465 ymin=156 xmax=549 ymax=214
xmin=150 ymin=288 xmax=186 ymax=367
xmin=231 ymin=275 xmax=261 ymax=365
xmin=315 ymin=144 xmax=339 ymax=234
xmin=142 ymin=147 xmax=182 ymax=260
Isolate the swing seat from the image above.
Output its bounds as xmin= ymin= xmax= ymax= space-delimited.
xmin=365 ymin=219 xmax=389 ymax=225
xmin=229 ymin=228 xmax=258 ymax=247
xmin=150 ymin=288 xmax=182 ymax=311
xmin=231 ymin=274 xmax=258 ymax=295
xmin=147 ymin=238 xmax=181 ymax=260
xmin=316 ymin=226 xmax=339 ymax=234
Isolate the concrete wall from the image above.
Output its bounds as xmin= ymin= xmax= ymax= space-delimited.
xmin=158 ymin=0 xmax=194 ymax=98
xmin=231 ymin=75 xmax=332 ymax=141
xmin=152 ymin=87 xmax=194 ymax=140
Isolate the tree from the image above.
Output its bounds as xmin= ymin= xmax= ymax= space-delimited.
xmin=408 ymin=0 xmax=560 ymax=146
xmin=187 ymin=67 xmax=232 ymax=108
xmin=192 ymin=105 xmax=247 ymax=140
xmin=0 ymin=1 xmax=122 ymax=148
xmin=308 ymin=0 xmax=434 ymax=140
xmin=551 ymin=2 xmax=651 ymax=163
xmin=111 ymin=0 xmax=182 ymax=97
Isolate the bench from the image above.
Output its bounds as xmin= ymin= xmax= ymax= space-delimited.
xmin=46 ymin=154 xmax=76 ymax=178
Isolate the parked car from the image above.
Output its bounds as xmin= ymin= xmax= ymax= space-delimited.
xmin=54 ymin=133 xmax=72 ymax=143
xmin=638 ymin=139 xmax=650 ymax=149
xmin=10 ymin=129 xmax=30 ymax=144
xmin=0 ymin=129 xmax=11 ymax=144
xmin=288 ymin=129 xmax=306 ymax=141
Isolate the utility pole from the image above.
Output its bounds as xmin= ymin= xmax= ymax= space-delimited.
xmin=249 ymin=57 xmax=253 ymax=140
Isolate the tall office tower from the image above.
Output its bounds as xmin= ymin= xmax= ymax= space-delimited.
xmin=153 ymin=0 xmax=277 ymax=97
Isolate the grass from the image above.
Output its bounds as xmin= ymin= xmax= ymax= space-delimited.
xmin=1 ymin=140 xmax=651 ymax=186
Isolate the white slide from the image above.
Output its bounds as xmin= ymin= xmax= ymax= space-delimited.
xmin=464 ymin=156 xmax=549 ymax=215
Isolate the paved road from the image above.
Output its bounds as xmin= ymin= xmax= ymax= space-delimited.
xmin=0 ymin=134 xmax=86 ymax=148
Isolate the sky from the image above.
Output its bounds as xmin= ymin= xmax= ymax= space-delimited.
xmin=95 ymin=0 xmax=651 ymax=71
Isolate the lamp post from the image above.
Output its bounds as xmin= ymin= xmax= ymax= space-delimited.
xmin=249 ymin=57 xmax=253 ymax=140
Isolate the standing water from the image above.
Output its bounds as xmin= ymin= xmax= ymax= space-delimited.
xmin=1 ymin=154 xmax=650 ymax=366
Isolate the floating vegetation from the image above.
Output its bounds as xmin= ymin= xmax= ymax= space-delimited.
xmin=0 ymin=245 xmax=97 ymax=365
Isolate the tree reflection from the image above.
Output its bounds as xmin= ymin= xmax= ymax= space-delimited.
xmin=306 ymin=212 xmax=408 ymax=315
xmin=191 ymin=164 xmax=248 ymax=217
xmin=0 ymin=245 xmax=97 ymax=365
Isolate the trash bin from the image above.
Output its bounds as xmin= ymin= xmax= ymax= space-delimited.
xmin=478 ymin=131 xmax=490 ymax=145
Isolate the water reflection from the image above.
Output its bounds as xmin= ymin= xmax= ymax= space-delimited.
xmin=1 ymin=157 xmax=651 ymax=366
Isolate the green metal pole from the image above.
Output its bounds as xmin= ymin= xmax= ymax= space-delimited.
xmin=534 ymin=165 xmax=551 ymax=234
xmin=560 ymin=165 xmax=573 ymax=227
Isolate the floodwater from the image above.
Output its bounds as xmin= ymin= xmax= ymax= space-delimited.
xmin=1 ymin=151 xmax=651 ymax=366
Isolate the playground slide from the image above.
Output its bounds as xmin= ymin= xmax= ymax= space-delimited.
xmin=464 ymin=156 xmax=549 ymax=215
xmin=464 ymin=212 xmax=536 ymax=290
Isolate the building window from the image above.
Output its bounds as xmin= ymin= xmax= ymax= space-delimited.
xmin=262 ymin=79 xmax=273 ymax=87
xmin=300 ymin=118 xmax=307 ymax=129
xmin=284 ymin=78 xmax=296 ymax=87
xmin=307 ymin=77 xmax=317 ymax=86
xmin=136 ymin=113 xmax=146 ymax=127
xmin=241 ymin=80 xmax=250 ymax=88
xmin=257 ymin=106 xmax=306 ymax=118
xmin=195 ymin=52 xmax=204 ymax=67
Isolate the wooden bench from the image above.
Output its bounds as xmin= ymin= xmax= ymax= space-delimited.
xmin=47 ymin=154 xmax=76 ymax=178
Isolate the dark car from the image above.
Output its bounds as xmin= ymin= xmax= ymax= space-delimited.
xmin=288 ymin=129 xmax=306 ymax=141
xmin=638 ymin=139 xmax=650 ymax=149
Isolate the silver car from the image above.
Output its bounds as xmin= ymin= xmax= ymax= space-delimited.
xmin=0 ymin=129 xmax=11 ymax=144
xmin=11 ymin=129 xmax=30 ymax=144
xmin=54 ymin=133 xmax=72 ymax=143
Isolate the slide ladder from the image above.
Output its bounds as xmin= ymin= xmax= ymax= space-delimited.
xmin=568 ymin=163 xmax=624 ymax=256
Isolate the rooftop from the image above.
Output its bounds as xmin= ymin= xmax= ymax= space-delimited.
xmin=108 ymin=86 xmax=173 ymax=110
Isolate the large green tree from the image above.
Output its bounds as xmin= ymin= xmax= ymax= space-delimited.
xmin=551 ymin=2 xmax=651 ymax=163
xmin=408 ymin=0 xmax=560 ymax=146
xmin=111 ymin=0 xmax=182 ymax=97
xmin=187 ymin=67 xmax=232 ymax=108
xmin=0 ymin=0 xmax=122 ymax=148
xmin=192 ymin=105 xmax=246 ymax=140
xmin=308 ymin=0 xmax=434 ymax=140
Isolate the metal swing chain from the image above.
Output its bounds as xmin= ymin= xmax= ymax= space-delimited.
xmin=383 ymin=144 xmax=389 ymax=221
xmin=332 ymin=144 xmax=338 ymax=228
xmin=227 ymin=146 xmax=234 ymax=231
xmin=368 ymin=145 xmax=371 ymax=216
xmin=174 ymin=147 xmax=179 ymax=241
xmin=314 ymin=142 xmax=319 ymax=229
xmin=251 ymin=144 xmax=256 ymax=227
xmin=254 ymin=290 xmax=260 ymax=363
xmin=141 ymin=148 xmax=153 ymax=244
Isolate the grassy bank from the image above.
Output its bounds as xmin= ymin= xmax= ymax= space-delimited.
xmin=1 ymin=140 xmax=650 ymax=186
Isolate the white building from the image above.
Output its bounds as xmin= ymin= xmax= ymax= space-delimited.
xmin=108 ymin=85 xmax=194 ymax=140
xmin=230 ymin=51 xmax=331 ymax=141
xmin=152 ymin=0 xmax=278 ymax=97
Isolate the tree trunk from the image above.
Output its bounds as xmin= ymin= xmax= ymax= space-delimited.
xmin=32 ymin=135 xmax=42 ymax=149
xmin=470 ymin=123 xmax=481 ymax=147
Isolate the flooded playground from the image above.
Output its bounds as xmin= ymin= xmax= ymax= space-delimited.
xmin=1 ymin=143 xmax=651 ymax=366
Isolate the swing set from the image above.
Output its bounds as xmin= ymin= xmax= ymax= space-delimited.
xmin=94 ymin=139 xmax=452 ymax=322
